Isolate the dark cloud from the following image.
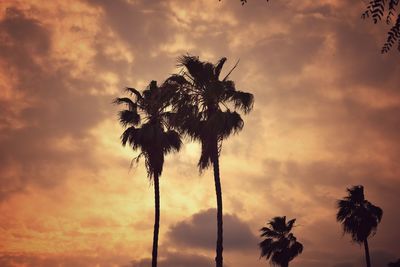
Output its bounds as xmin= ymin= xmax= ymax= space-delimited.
xmin=130 ymin=251 xmax=213 ymax=267
xmin=0 ymin=253 xmax=131 ymax=267
xmin=331 ymin=17 xmax=400 ymax=91
xmin=86 ymin=0 xmax=177 ymax=83
xmin=248 ymin=34 xmax=325 ymax=80
xmin=86 ymin=0 xmax=171 ymax=51
xmin=0 ymin=6 xmax=112 ymax=200
xmin=332 ymin=263 xmax=355 ymax=267
xmin=356 ymin=250 xmax=397 ymax=267
xmin=167 ymin=208 xmax=258 ymax=252
xmin=259 ymin=158 xmax=400 ymax=222
xmin=0 ymin=7 xmax=50 ymax=57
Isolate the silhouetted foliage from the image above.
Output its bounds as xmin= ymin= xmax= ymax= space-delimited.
xmin=336 ymin=185 xmax=383 ymax=267
xmin=114 ymin=81 xmax=182 ymax=267
xmin=388 ymin=259 xmax=400 ymax=267
xmin=362 ymin=0 xmax=400 ymax=53
xmin=259 ymin=216 xmax=303 ymax=267
xmin=166 ymin=55 xmax=254 ymax=267
xmin=168 ymin=55 xmax=253 ymax=170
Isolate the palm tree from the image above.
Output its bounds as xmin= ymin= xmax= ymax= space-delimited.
xmin=336 ymin=185 xmax=383 ymax=267
xmin=114 ymin=81 xmax=182 ymax=267
xmin=166 ymin=55 xmax=254 ymax=267
xmin=259 ymin=216 xmax=303 ymax=267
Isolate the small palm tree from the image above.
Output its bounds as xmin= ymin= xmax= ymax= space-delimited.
xmin=114 ymin=81 xmax=182 ymax=267
xmin=336 ymin=185 xmax=383 ymax=267
xmin=259 ymin=216 xmax=303 ymax=267
xmin=166 ymin=55 xmax=254 ymax=267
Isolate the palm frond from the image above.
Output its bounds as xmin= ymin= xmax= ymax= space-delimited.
xmin=382 ymin=14 xmax=400 ymax=53
xmin=269 ymin=216 xmax=287 ymax=233
xmin=222 ymin=59 xmax=240 ymax=81
xmin=288 ymin=241 xmax=303 ymax=260
xmin=259 ymin=238 xmax=274 ymax=259
xmin=125 ymin=87 xmax=143 ymax=101
xmin=163 ymin=130 xmax=182 ymax=153
xmin=387 ymin=0 xmax=399 ymax=24
xmin=363 ymin=0 xmax=386 ymax=23
xmin=230 ymin=90 xmax=254 ymax=113
xmin=204 ymin=110 xmax=244 ymax=140
xmin=178 ymin=55 xmax=205 ymax=83
xmin=214 ymin=57 xmax=227 ymax=79
xmin=286 ymin=219 xmax=296 ymax=232
xmin=121 ymin=126 xmax=137 ymax=146
xmin=197 ymin=135 xmax=216 ymax=171
xmin=368 ymin=203 xmax=383 ymax=222
xmin=336 ymin=199 xmax=355 ymax=222
xmin=347 ymin=185 xmax=365 ymax=202
xmin=121 ymin=126 xmax=143 ymax=151
xmin=260 ymin=227 xmax=282 ymax=239
xmin=113 ymin=97 xmax=137 ymax=111
xmin=118 ymin=110 xmax=140 ymax=127
xmin=164 ymin=74 xmax=191 ymax=86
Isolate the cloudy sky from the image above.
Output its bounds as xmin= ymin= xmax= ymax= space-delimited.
xmin=1 ymin=0 xmax=400 ymax=266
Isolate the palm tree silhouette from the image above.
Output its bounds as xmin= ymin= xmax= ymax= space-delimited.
xmin=259 ymin=216 xmax=303 ymax=267
xmin=114 ymin=81 xmax=182 ymax=267
xmin=336 ymin=185 xmax=383 ymax=267
xmin=166 ymin=55 xmax=254 ymax=267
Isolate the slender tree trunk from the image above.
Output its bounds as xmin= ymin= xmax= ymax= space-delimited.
xmin=212 ymin=141 xmax=223 ymax=267
xmin=151 ymin=173 xmax=160 ymax=267
xmin=364 ymin=239 xmax=371 ymax=267
xmin=282 ymin=262 xmax=289 ymax=267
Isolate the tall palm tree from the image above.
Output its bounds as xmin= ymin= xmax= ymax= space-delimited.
xmin=336 ymin=185 xmax=383 ymax=267
xmin=259 ymin=216 xmax=303 ymax=267
xmin=166 ymin=55 xmax=254 ymax=267
xmin=114 ymin=81 xmax=182 ymax=267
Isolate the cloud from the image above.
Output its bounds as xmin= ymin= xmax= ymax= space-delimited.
xmin=1 ymin=1 xmax=400 ymax=267
xmin=0 ymin=253 xmax=131 ymax=267
xmin=130 ymin=251 xmax=214 ymax=267
xmin=327 ymin=250 xmax=398 ymax=267
xmin=332 ymin=263 xmax=355 ymax=267
xmin=167 ymin=208 xmax=258 ymax=252
xmin=362 ymin=250 xmax=397 ymax=267
xmin=0 ymin=5 xmax=114 ymax=200
xmin=86 ymin=0 xmax=178 ymax=82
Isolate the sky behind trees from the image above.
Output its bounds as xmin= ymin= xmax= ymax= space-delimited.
xmin=0 ymin=0 xmax=399 ymax=266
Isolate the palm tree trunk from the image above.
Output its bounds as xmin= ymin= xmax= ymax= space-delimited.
xmin=151 ymin=173 xmax=160 ymax=267
xmin=212 ymin=141 xmax=223 ymax=267
xmin=364 ymin=239 xmax=371 ymax=267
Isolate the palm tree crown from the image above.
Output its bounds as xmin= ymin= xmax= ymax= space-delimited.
xmin=115 ymin=80 xmax=182 ymax=178
xmin=336 ymin=185 xmax=383 ymax=243
xmin=167 ymin=55 xmax=254 ymax=169
xmin=259 ymin=216 xmax=303 ymax=267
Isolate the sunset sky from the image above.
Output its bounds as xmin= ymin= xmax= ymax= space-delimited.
xmin=1 ymin=0 xmax=400 ymax=266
